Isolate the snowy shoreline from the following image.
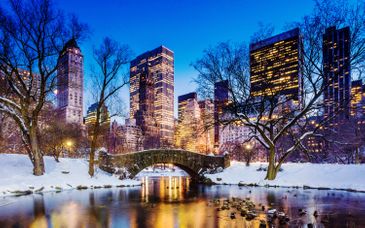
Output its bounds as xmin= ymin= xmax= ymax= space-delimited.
xmin=1 ymin=154 xmax=365 ymax=197
xmin=205 ymin=161 xmax=365 ymax=192
xmin=0 ymin=154 xmax=141 ymax=197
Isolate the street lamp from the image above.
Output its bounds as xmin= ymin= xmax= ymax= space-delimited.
xmin=65 ymin=140 xmax=73 ymax=148
xmin=64 ymin=139 xmax=74 ymax=157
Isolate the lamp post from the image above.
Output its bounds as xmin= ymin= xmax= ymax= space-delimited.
xmin=244 ymin=143 xmax=253 ymax=166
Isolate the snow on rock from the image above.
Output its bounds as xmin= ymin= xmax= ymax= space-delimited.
xmin=0 ymin=154 xmax=140 ymax=196
xmin=136 ymin=167 xmax=188 ymax=177
xmin=206 ymin=161 xmax=365 ymax=191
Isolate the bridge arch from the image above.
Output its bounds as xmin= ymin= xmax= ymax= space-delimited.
xmin=98 ymin=149 xmax=230 ymax=180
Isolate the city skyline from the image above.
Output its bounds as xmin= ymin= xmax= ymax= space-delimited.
xmin=1 ymin=1 xmax=365 ymax=226
xmin=56 ymin=0 xmax=315 ymax=120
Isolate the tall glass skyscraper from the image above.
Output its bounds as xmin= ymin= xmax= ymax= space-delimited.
xmin=323 ymin=26 xmax=351 ymax=119
xmin=130 ymin=46 xmax=174 ymax=149
xmin=250 ymin=28 xmax=302 ymax=102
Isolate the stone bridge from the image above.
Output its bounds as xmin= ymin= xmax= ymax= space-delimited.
xmin=98 ymin=149 xmax=230 ymax=180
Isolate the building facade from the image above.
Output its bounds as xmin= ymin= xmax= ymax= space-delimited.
xmin=84 ymin=102 xmax=111 ymax=129
xmin=250 ymin=28 xmax=302 ymax=101
xmin=178 ymin=92 xmax=198 ymax=122
xmin=109 ymin=119 xmax=143 ymax=154
xmin=351 ymin=80 xmax=363 ymax=117
xmin=323 ymin=26 xmax=351 ymax=119
xmin=175 ymin=92 xmax=201 ymax=151
xmin=198 ymin=99 xmax=215 ymax=153
xmin=56 ymin=39 xmax=84 ymax=124
xmin=214 ymin=80 xmax=230 ymax=150
xmin=130 ymin=46 xmax=174 ymax=149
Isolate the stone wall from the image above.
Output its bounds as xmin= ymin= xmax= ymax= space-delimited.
xmin=99 ymin=149 xmax=230 ymax=179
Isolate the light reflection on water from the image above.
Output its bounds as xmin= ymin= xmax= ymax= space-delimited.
xmin=0 ymin=176 xmax=364 ymax=227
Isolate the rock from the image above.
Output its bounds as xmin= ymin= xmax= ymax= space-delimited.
xmin=202 ymin=178 xmax=214 ymax=185
xmin=76 ymin=185 xmax=88 ymax=190
xmin=238 ymin=182 xmax=246 ymax=186
xmin=267 ymin=208 xmax=277 ymax=216
xmin=277 ymin=211 xmax=286 ymax=218
xmin=240 ymin=209 xmax=247 ymax=217
xmin=246 ymin=211 xmax=257 ymax=220
xmin=103 ymin=185 xmax=112 ymax=188
xmin=12 ymin=190 xmax=33 ymax=196
xmin=61 ymin=171 xmax=70 ymax=174
xmin=259 ymin=220 xmax=266 ymax=228
xmin=313 ymin=210 xmax=318 ymax=217
xmin=230 ymin=212 xmax=236 ymax=219
xmin=35 ymin=187 xmax=44 ymax=193
xmin=299 ymin=209 xmax=307 ymax=216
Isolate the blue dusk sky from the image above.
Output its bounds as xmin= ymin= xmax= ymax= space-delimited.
xmin=56 ymin=0 xmax=315 ymax=119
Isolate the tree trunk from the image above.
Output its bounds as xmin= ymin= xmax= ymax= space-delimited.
xmin=89 ymin=135 xmax=97 ymax=177
xmin=265 ymin=146 xmax=277 ymax=180
xmin=355 ymin=147 xmax=360 ymax=164
xmin=29 ymin=124 xmax=45 ymax=176
xmin=245 ymin=155 xmax=250 ymax=166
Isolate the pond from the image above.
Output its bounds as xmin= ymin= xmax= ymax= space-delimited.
xmin=0 ymin=176 xmax=364 ymax=227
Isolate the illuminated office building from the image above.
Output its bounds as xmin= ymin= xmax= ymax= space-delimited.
xmin=176 ymin=92 xmax=201 ymax=151
xmin=214 ymin=80 xmax=229 ymax=150
xmin=56 ymin=38 xmax=84 ymax=124
xmin=250 ymin=28 xmax=302 ymax=101
xmin=178 ymin=92 xmax=198 ymax=122
xmin=84 ymin=102 xmax=111 ymax=128
xmin=130 ymin=46 xmax=174 ymax=149
xmin=351 ymin=80 xmax=363 ymax=117
xmin=198 ymin=99 xmax=214 ymax=153
xmin=323 ymin=26 xmax=351 ymax=119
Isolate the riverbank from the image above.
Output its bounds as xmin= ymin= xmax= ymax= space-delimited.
xmin=205 ymin=161 xmax=365 ymax=192
xmin=0 ymin=154 xmax=140 ymax=197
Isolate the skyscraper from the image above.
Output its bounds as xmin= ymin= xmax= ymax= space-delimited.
xmin=351 ymin=80 xmax=363 ymax=117
xmin=56 ymin=38 xmax=84 ymax=124
xmin=176 ymin=92 xmax=201 ymax=151
xmin=84 ymin=102 xmax=111 ymax=128
xmin=178 ymin=92 xmax=198 ymax=122
xmin=323 ymin=26 xmax=351 ymax=119
xmin=214 ymin=80 xmax=229 ymax=149
xmin=250 ymin=28 xmax=303 ymax=101
xmin=130 ymin=46 xmax=174 ymax=149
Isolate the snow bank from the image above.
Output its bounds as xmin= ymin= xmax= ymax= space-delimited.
xmin=206 ymin=161 xmax=365 ymax=191
xmin=0 ymin=154 xmax=140 ymax=196
xmin=136 ymin=167 xmax=188 ymax=177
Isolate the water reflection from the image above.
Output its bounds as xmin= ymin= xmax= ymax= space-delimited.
xmin=140 ymin=176 xmax=190 ymax=202
xmin=0 ymin=177 xmax=365 ymax=227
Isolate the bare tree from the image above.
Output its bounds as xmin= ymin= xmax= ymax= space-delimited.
xmin=193 ymin=0 xmax=365 ymax=180
xmin=0 ymin=0 xmax=87 ymax=175
xmin=88 ymin=37 xmax=131 ymax=177
xmin=40 ymin=108 xmax=86 ymax=162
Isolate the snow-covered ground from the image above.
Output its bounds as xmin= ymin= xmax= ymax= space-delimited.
xmin=2 ymin=154 xmax=364 ymax=196
xmin=136 ymin=167 xmax=188 ymax=177
xmin=206 ymin=161 xmax=365 ymax=191
xmin=0 ymin=154 xmax=140 ymax=197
